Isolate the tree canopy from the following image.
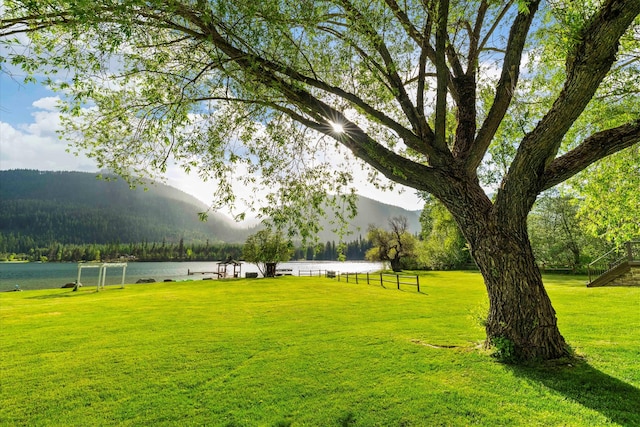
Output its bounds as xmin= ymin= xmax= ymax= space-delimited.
xmin=418 ymin=196 xmax=470 ymax=270
xmin=572 ymin=146 xmax=640 ymax=244
xmin=2 ymin=0 xmax=639 ymax=361
xmin=242 ymin=229 xmax=293 ymax=276
xmin=365 ymin=216 xmax=418 ymax=271
xmin=2 ymin=1 xmax=637 ymax=224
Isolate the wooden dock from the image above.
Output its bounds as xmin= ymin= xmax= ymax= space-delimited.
xmin=187 ymin=269 xmax=222 ymax=278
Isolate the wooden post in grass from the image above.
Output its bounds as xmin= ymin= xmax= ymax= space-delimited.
xmin=416 ymin=275 xmax=420 ymax=293
xmin=397 ymin=275 xmax=400 ymax=290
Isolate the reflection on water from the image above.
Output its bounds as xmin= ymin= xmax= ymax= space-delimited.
xmin=0 ymin=261 xmax=383 ymax=291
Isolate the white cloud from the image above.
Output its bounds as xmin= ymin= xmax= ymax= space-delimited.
xmin=24 ymin=110 xmax=62 ymax=139
xmin=31 ymin=96 xmax=60 ymax=112
xmin=0 ymin=96 xmax=83 ymax=170
xmin=0 ymin=119 xmax=89 ymax=171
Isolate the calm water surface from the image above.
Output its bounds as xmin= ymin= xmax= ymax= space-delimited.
xmin=0 ymin=261 xmax=383 ymax=291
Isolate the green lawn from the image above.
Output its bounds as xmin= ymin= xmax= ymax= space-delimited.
xmin=1 ymin=272 xmax=639 ymax=426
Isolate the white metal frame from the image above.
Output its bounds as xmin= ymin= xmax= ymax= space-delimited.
xmin=77 ymin=262 xmax=128 ymax=291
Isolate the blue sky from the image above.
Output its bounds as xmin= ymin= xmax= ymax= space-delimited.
xmin=1 ymin=74 xmax=96 ymax=172
xmin=1 ymin=75 xmax=52 ymax=122
xmin=0 ymin=73 xmax=424 ymax=216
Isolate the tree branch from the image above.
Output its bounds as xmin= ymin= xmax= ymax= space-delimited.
xmin=316 ymin=25 xmax=395 ymax=93
xmin=0 ymin=12 xmax=73 ymax=34
xmin=337 ymin=0 xmax=436 ymax=150
xmin=383 ymin=0 xmax=425 ymax=45
xmin=499 ymin=0 xmax=640 ymax=215
xmin=461 ymin=0 xmax=541 ymax=170
xmin=174 ymin=8 xmax=448 ymax=193
xmin=467 ymin=0 xmax=490 ymax=74
xmin=541 ymin=120 xmax=640 ymax=191
xmin=281 ymin=87 xmax=446 ymax=195
xmin=416 ymin=44 xmax=429 ymax=127
xmin=477 ymin=1 xmax=514 ymax=54
xmin=445 ymin=33 xmax=465 ymax=79
xmin=417 ymin=11 xmax=435 ymax=132
xmin=434 ymin=0 xmax=451 ymax=156
xmin=509 ymin=0 xmax=640 ymax=182
xmin=191 ymin=20 xmax=425 ymax=152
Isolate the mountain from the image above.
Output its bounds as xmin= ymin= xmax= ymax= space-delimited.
xmin=316 ymin=195 xmax=421 ymax=241
xmin=0 ymin=169 xmax=252 ymax=244
xmin=0 ymin=170 xmax=422 ymax=246
xmin=354 ymin=195 xmax=421 ymax=233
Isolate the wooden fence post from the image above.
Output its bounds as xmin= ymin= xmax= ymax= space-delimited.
xmin=397 ymin=274 xmax=400 ymax=290
xmin=380 ymin=273 xmax=384 ymax=288
xmin=416 ymin=275 xmax=420 ymax=292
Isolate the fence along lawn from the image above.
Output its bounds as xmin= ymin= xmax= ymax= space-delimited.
xmin=337 ymin=271 xmax=421 ymax=291
xmin=299 ymin=269 xmax=422 ymax=291
xmin=1 ymin=272 xmax=638 ymax=426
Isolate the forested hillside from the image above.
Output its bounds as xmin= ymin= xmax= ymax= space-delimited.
xmin=351 ymin=196 xmax=421 ymax=234
xmin=0 ymin=170 xmax=421 ymax=254
xmin=0 ymin=170 xmax=252 ymax=247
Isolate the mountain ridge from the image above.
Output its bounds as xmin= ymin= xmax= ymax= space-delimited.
xmin=0 ymin=169 xmax=421 ymax=245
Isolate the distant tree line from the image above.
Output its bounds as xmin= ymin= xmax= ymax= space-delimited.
xmin=293 ymin=236 xmax=372 ymax=261
xmin=0 ymin=199 xmax=242 ymax=245
xmin=0 ymin=234 xmax=372 ymax=263
xmin=361 ymin=191 xmax=625 ymax=274
xmin=0 ymin=236 xmax=243 ymax=262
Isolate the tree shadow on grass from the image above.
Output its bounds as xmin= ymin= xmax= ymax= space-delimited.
xmin=27 ymin=289 xmax=106 ymax=299
xmin=510 ymin=360 xmax=640 ymax=426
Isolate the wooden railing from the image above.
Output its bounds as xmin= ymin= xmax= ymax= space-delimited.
xmin=297 ymin=269 xmax=329 ymax=277
xmin=336 ymin=271 xmax=421 ymax=292
xmin=588 ymin=241 xmax=640 ymax=284
xmin=628 ymin=241 xmax=640 ymax=260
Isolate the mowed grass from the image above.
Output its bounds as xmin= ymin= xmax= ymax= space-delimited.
xmin=1 ymin=272 xmax=639 ymax=426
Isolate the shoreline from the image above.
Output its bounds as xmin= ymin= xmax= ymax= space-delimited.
xmin=0 ymin=260 xmax=384 ymax=292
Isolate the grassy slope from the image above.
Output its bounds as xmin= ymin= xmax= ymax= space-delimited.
xmin=1 ymin=272 xmax=638 ymax=426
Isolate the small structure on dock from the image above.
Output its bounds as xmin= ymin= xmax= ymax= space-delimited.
xmin=187 ymin=259 xmax=243 ymax=279
xmin=217 ymin=259 xmax=242 ymax=278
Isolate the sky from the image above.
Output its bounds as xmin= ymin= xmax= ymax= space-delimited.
xmin=0 ymin=73 xmax=424 ymax=222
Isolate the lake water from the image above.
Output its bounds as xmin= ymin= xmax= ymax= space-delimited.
xmin=0 ymin=261 xmax=384 ymax=291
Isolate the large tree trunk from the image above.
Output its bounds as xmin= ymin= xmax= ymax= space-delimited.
xmin=472 ymin=226 xmax=570 ymax=361
xmin=390 ymin=256 xmax=402 ymax=272
xmin=445 ymin=187 xmax=571 ymax=362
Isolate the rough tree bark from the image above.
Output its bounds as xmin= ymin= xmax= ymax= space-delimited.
xmin=471 ymin=218 xmax=568 ymax=360
xmin=435 ymin=170 xmax=570 ymax=360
